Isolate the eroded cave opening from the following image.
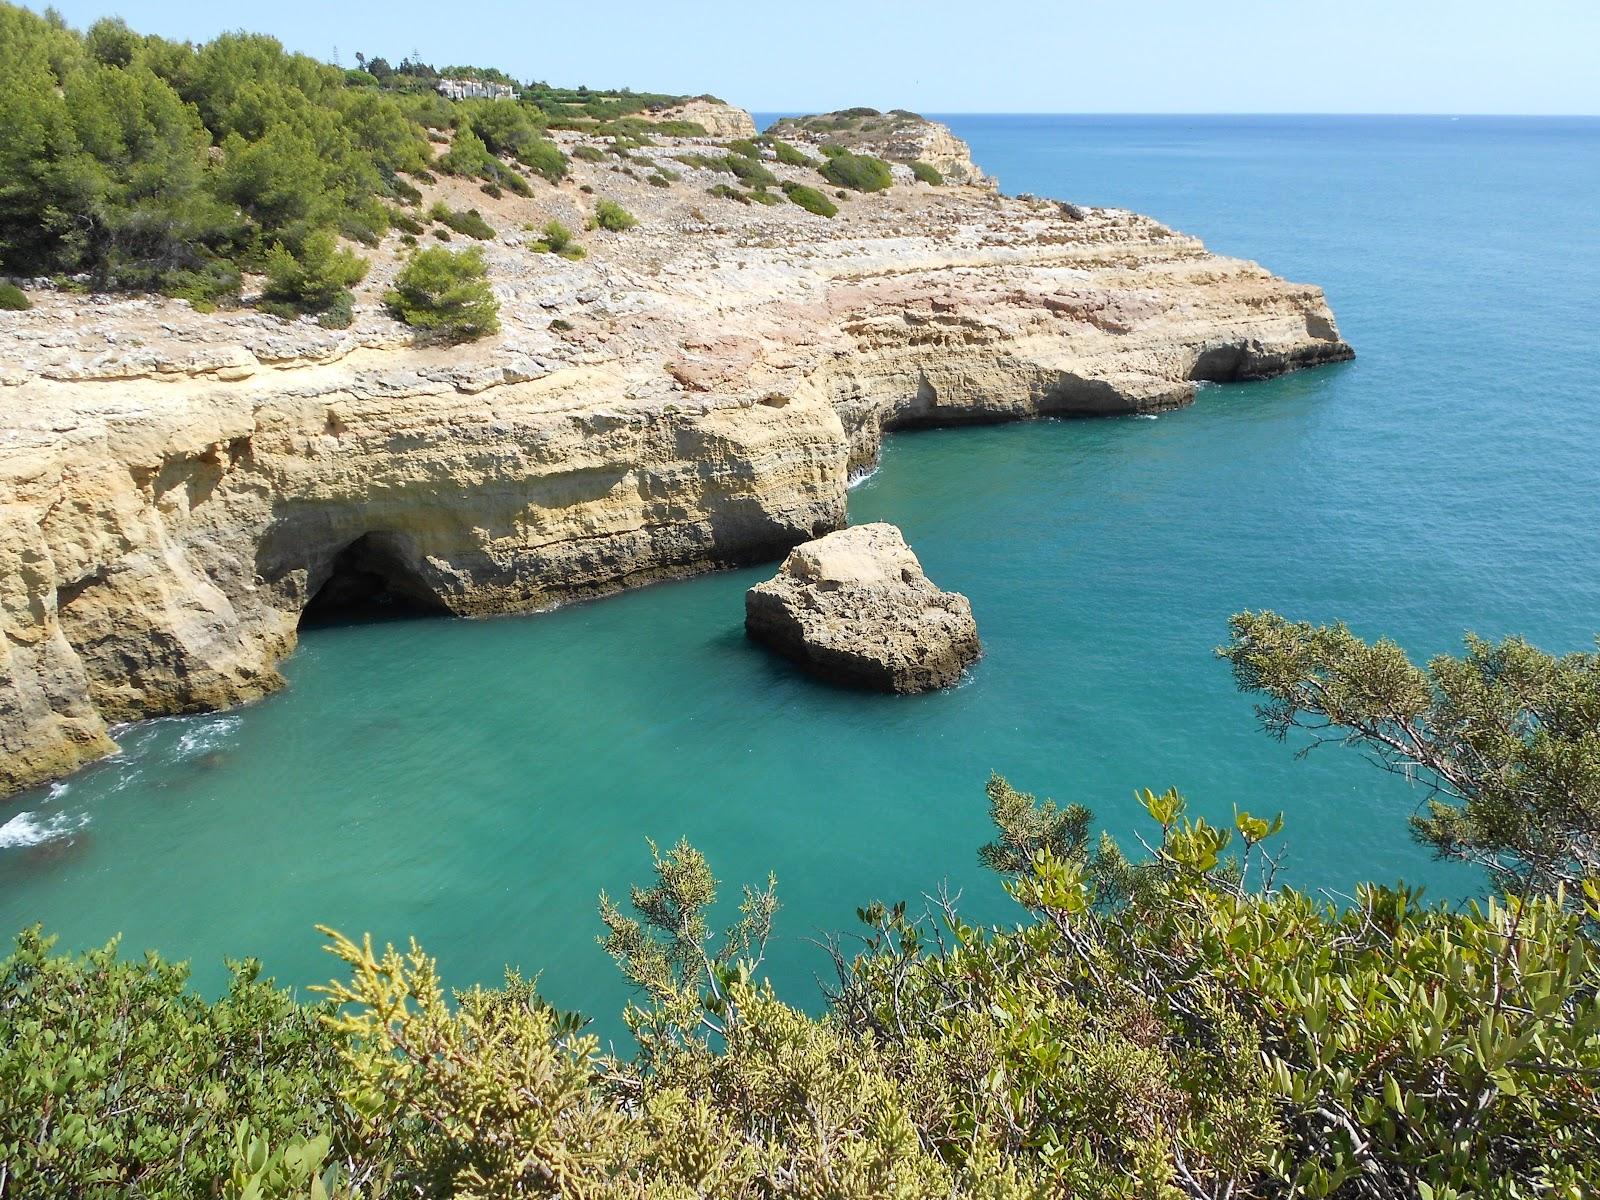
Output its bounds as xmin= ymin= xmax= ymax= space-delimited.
xmin=299 ymin=533 xmax=450 ymax=627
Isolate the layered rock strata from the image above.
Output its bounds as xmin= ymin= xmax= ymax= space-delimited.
xmin=0 ymin=126 xmax=1351 ymax=795
xmin=745 ymin=523 xmax=980 ymax=692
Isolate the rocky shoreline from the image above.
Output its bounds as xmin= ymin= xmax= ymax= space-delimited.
xmin=0 ymin=107 xmax=1352 ymax=796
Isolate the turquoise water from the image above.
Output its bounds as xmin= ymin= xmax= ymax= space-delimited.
xmin=4 ymin=116 xmax=1599 ymax=1036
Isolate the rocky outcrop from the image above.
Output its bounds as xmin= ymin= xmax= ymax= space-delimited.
xmin=766 ymin=109 xmax=994 ymax=188
xmin=745 ymin=524 xmax=979 ymax=692
xmin=639 ymin=99 xmax=757 ymax=139
xmin=0 ymin=125 xmax=1351 ymax=796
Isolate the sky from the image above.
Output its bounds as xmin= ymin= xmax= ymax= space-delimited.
xmin=36 ymin=0 xmax=1600 ymax=115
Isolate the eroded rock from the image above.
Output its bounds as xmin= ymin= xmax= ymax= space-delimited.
xmin=745 ymin=523 xmax=980 ymax=692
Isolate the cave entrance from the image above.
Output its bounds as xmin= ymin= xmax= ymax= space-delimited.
xmin=299 ymin=533 xmax=450 ymax=627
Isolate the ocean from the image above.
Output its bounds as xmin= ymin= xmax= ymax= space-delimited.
xmin=4 ymin=115 xmax=1598 ymax=1036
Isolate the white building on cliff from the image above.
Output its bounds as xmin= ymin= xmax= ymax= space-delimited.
xmin=435 ymin=78 xmax=517 ymax=101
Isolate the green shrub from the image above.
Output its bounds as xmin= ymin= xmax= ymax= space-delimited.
xmin=0 ymin=928 xmax=354 ymax=1200
xmin=0 ymin=282 xmax=31 ymax=311
xmin=910 ymin=159 xmax=944 ymax=186
xmin=428 ymin=203 xmax=496 ymax=240
xmin=316 ymin=290 xmax=354 ymax=330
xmin=516 ymin=138 xmax=569 ymax=183
xmin=480 ymin=181 xmax=503 ymax=199
xmin=726 ymin=138 xmax=762 ymax=159
xmin=647 ymin=173 xmax=672 ymax=188
xmin=432 ymin=228 xmax=451 ymax=241
xmin=771 ymin=138 xmax=816 ymax=167
xmin=747 ymin=188 xmax=782 ymax=206
xmin=820 ymin=151 xmax=893 ymax=192
xmin=257 ymin=230 xmax=368 ymax=320
xmin=591 ymin=200 xmax=638 ymax=232
xmin=707 ymin=184 xmax=749 ymax=204
xmin=387 ymin=174 xmax=424 ymax=205
xmin=782 ymin=182 xmax=838 ymax=218
xmin=572 ymin=144 xmax=605 ymax=162
xmin=725 ymin=154 xmax=778 ymax=189
xmin=438 ymin=126 xmax=496 ymax=178
xmin=386 ymin=206 xmax=425 ymax=236
xmin=533 ymin=220 xmax=585 ymax=260
xmin=384 ymin=245 xmax=499 ymax=340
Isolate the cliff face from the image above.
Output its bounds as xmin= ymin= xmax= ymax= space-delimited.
xmin=639 ymin=99 xmax=758 ymax=139
xmin=766 ymin=109 xmax=995 ymax=187
xmin=0 ymin=132 xmax=1351 ymax=797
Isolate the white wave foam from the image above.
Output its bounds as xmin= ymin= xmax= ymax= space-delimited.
xmin=0 ymin=809 xmax=89 ymax=849
xmin=847 ymin=463 xmax=881 ymax=489
xmin=175 ymin=715 xmax=242 ymax=759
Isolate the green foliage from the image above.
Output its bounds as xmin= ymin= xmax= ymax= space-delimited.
xmin=385 ymin=205 xmax=425 ymax=236
xmin=590 ymin=199 xmax=637 ymax=232
xmin=771 ymin=138 xmax=816 ymax=167
xmin=317 ymin=929 xmax=614 ymax=1197
xmin=819 ymin=150 xmax=894 ymax=192
xmin=781 ymin=181 xmax=838 ymax=218
xmin=0 ymin=927 xmax=352 ymax=1199
xmin=384 ymin=245 xmax=498 ymax=340
xmin=437 ymin=125 xmax=494 ymax=178
xmin=1221 ymin=611 xmax=1600 ymax=898
xmin=0 ymin=3 xmax=449 ymax=295
xmin=725 ymin=138 xmax=761 ymax=159
xmin=427 ymin=202 xmax=496 ymax=240
xmin=672 ymin=151 xmax=778 ymax=189
xmin=0 ymin=281 xmax=30 ymax=309
xmin=571 ymin=144 xmax=605 ymax=162
xmin=706 ymin=183 xmax=750 ymax=205
xmin=454 ymin=98 xmax=543 ymax=159
xmin=532 ymin=220 xmax=585 ymax=261
xmin=910 ymin=159 xmax=944 ymax=186
xmin=258 ymin=229 xmax=367 ymax=322
xmin=516 ymin=137 xmax=568 ymax=183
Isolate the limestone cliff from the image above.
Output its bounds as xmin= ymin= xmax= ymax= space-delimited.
xmin=766 ymin=109 xmax=995 ymax=188
xmin=638 ymin=99 xmax=758 ymax=139
xmin=0 ymin=125 xmax=1351 ymax=796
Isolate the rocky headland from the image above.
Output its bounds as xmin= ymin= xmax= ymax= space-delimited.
xmin=746 ymin=523 xmax=981 ymax=692
xmin=0 ymin=105 xmax=1352 ymax=795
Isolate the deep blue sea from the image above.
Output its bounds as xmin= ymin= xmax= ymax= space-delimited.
xmin=3 ymin=116 xmax=1598 ymax=1036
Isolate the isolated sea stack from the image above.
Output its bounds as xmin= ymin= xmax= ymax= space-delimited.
xmin=745 ymin=523 xmax=981 ymax=692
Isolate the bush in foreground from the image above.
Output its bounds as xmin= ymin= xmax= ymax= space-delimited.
xmin=531 ymin=219 xmax=586 ymax=261
xmin=0 ymin=282 xmax=29 ymax=310
xmin=383 ymin=246 xmax=498 ymax=341
xmin=819 ymin=150 xmax=894 ymax=193
xmin=258 ymin=230 xmax=368 ymax=327
xmin=590 ymin=200 xmax=638 ymax=232
xmin=783 ymin=182 xmax=838 ymax=218
xmin=427 ymin=203 xmax=496 ymax=241
xmin=910 ymin=159 xmax=944 ymax=186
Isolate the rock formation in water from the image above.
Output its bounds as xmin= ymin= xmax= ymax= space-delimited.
xmin=767 ymin=108 xmax=995 ymax=188
xmin=0 ymin=102 xmax=1352 ymax=795
xmin=745 ymin=523 xmax=980 ymax=692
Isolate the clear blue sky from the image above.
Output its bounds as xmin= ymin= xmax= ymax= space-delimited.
xmin=38 ymin=0 xmax=1600 ymax=115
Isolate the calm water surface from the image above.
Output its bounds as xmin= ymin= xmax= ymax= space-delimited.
xmin=4 ymin=116 xmax=1598 ymax=1035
